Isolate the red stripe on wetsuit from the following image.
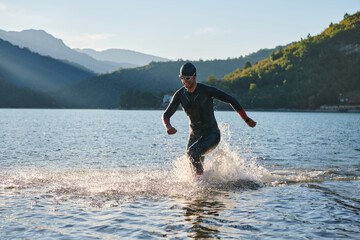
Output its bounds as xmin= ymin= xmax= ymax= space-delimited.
xmin=163 ymin=118 xmax=170 ymax=126
xmin=237 ymin=109 xmax=250 ymax=122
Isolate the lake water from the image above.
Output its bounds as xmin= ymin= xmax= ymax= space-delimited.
xmin=1 ymin=109 xmax=359 ymax=239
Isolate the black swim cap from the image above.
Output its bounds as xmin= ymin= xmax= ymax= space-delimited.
xmin=180 ymin=62 xmax=196 ymax=76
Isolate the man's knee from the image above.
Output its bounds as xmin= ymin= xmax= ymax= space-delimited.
xmin=187 ymin=147 xmax=201 ymax=162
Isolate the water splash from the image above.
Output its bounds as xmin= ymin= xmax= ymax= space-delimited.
xmin=202 ymin=123 xmax=272 ymax=184
xmin=0 ymin=123 xmax=273 ymax=205
xmin=171 ymin=123 xmax=272 ymax=189
xmin=270 ymin=168 xmax=360 ymax=187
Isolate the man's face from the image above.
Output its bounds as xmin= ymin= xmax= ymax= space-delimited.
xmin=180 ymin=75 xmax=196 ymax=90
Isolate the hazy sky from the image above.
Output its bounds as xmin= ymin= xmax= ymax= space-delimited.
xmin=0 ymin=0 xmax=359 ymax=60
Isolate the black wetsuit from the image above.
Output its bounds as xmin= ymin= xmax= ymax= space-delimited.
xmin=163 ymin=83 xmax=244 ymax=174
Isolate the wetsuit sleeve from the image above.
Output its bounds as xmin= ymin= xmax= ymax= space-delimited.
xmin=208 ymin=86 xmax=250 ymax=122
xmin=162 ymin=89 xmax=181 ymax=122
xmin=208 ymin=86 xmax=243 ymax=112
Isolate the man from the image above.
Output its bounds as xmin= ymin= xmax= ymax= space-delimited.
xmin=162 ymin=63 xmax=256 ymax=176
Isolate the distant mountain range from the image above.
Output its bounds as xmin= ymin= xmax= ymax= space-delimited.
xmin=0 ymin=29 xmax=170 ymax=73
xmin=75 ymin=48 xmax=169 ymax=67
xmin=0 ymin=38 xmax=95 ymax=91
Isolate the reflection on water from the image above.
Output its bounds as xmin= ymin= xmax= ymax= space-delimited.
xmin=183 ymin=197 xmax=225 ymax=239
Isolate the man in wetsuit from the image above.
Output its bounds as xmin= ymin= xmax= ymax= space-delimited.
xmin=162 ymin=62 xmax=256 ymax=176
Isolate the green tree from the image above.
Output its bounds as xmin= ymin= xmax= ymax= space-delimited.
xmin=243 ymin=61 xmax=252 ymax=69
xmin=249 ymin=83 xmax=257 ymax=91
xmin=208 ymin=75 xmax=218 ymax=84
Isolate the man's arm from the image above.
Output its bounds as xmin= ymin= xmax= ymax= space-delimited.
xmin=162 ymin=90 xmax=181 ymax=134
xmin=209 ymin=86 xmax=257 ymax=128
xmin=238 ymin=108 xmax=257 ymax=128
xmin=162 ymin=118 xmax=177 ymax=135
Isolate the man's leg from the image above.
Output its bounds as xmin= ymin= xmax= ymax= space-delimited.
xmin=187 ymin=130 xmax=220 ymax=175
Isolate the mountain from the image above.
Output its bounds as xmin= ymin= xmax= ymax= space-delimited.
xmin=206 ymin=12 xmax=360 ymax=110
xmin=0 ymin=78 xmax=58 ymax=108
xmin=52 ymin=46 xmax=284 ymax=108
xmin=75 ymin=48 xmax=170 ymax=67
xmin=0 ymin=29 xmax=170 ymax=73
xmin=0 ymin=38 xmax=95 ymax=91
xmin=0 ymin=29 xmax=125 ymax=73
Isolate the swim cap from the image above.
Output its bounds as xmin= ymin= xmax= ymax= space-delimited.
xmin=180 ymin=62 xmax=197 ymax=76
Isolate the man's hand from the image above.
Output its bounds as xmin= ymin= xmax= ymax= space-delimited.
xmin=246 ymin=118 xmax=257 ymax=128
xmin=163 ymin=118 xmax=177 ymax=135
xmin=166 ymin=125 xmax=177 ymax=135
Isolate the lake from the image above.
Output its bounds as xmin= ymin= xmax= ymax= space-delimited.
xmin=1 ymin=109 xmax=359 ymax=239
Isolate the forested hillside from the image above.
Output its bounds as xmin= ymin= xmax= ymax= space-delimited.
xmin=53 ymin=46 xmax=283 ymax=108
xmin=207 ymin=12 xmax=360 ymax=110
xmin=0 ymin=38 xmax=95 ymax=91
xmin=0 ymin=78 xmax=58 ymax=108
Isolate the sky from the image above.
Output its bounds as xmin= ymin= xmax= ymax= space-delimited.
xmin=0 ymin=0 xmax=359 ymax=61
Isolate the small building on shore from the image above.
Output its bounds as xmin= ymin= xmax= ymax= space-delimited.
xmin=162 ymin=92 xmax=173 ymax=107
